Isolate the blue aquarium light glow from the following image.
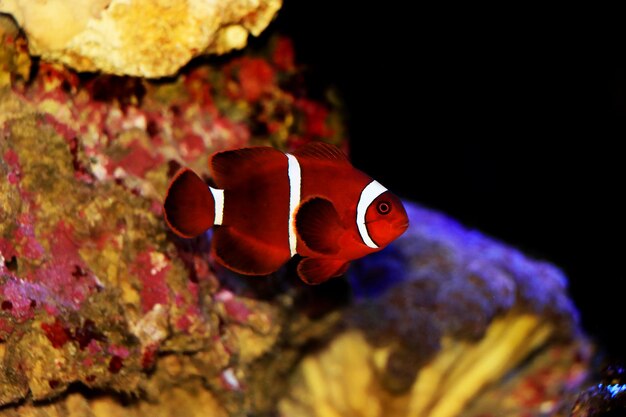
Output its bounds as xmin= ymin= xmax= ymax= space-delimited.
xmin=599 ymin=383 xmax=626 ymax=398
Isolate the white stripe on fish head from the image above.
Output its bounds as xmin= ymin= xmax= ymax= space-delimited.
xmin=356 ymin=180 xmax=387 ymax=248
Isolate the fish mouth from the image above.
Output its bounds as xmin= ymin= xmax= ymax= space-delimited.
xmin=365 ymin=219 xmax=409 ymax=230
xmin=394 ymin=220 xmax=409 ymax=232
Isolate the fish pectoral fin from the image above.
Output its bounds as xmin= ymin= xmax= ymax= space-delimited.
xmin=212 ymin=227 xmax=290 ymax=276
xmin=295 ymin=197 xmax=344 ymax=255
xmin=297 ymin=257 xmax=350 ymax=285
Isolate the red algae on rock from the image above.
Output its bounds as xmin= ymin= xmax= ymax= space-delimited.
xmin=40 ymin=319 xmax=71 ymax=349
xmin=1 ymin=15 xmax=348 ymax=415
xmin=226 ymin=57 xmax=276 ymax=102
xmin=132 ymin=250 xmax=172 ymax=314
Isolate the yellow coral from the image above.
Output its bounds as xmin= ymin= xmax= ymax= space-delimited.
xmin=0 ymin=0 xmax=282 ymax=77
xmin=280 ymin=311 xmax=556 ymax=417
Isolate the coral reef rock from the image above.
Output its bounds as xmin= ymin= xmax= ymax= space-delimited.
xmin=570 ymin=362 xmax=626 ymax=417
xmin=1 ymin=13 xmax=597 ymax=417
xmin=0 ymin=0 xmax=282 ymax=77
xmin=1 ymin=21 xmax=345 ymax=416
xmin=280 ymin=202 xmax=593 ymax=417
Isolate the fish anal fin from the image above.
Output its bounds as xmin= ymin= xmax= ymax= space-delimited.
xmin=297 ymin=257 xmax=350 ymax=285
xmin=164 ymin=168 xmax=215 ymax=238
xmin=295 ymin=197 xmax=344 ymax=255
xmin=292 ymin=142 xmax=349 ymax=163
xmin=212 ymin=227 xmax=290 ymax=276
xmin=210 ymin=147 xmax=285 ymax=189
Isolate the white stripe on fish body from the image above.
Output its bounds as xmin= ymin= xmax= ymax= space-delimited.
xmin=286 ymin=153 xmax=302 ymax=257
xmin=356 ymin=180 xmax=387 ymax=248
xmin=210 ymin=186 xmax=224 ymax=226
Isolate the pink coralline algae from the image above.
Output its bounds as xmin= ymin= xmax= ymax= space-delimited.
xmin=1 ymin=25 xmax=347 ymax=414
xmin=132 ymin=250 xmax=172 ymax=314
xmin=215 ymin=290 xmax=252 ymax=324
xmin=0 ymin=214 xmax=101 ymax=316
xmin=4 ymin=36 xmax=342 ymax=183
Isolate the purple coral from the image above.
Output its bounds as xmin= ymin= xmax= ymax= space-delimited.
xmin=346 ymin=201 xmax=581 ymax=390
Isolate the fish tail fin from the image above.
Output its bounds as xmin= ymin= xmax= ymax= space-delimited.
xmin=163 ymin=168 xmax=216 ymax=238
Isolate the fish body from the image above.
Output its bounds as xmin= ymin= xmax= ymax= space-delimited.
xmin=163 ymin=142 xmax=409 ymax=284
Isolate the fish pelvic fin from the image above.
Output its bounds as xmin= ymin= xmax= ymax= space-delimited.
xmin=297 ymin=257 xmax=350 ymax=285
xmin=163 ymin=168 xmax=216 ymax=238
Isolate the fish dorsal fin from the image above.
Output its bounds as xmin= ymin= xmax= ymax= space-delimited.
xmin=212 ymin=227 xmax=290 ymax=275
xmin=292 ymin=142 xmax=350 ymax=164
xmin=295 ymin=197 xmax=344 ymax=255
xmin=297 ymin=257 xmax=350 ymax=285
xmin=210 ymin=146 xmax=284 ymax=188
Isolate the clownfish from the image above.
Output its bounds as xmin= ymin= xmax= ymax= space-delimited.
xmin=163 ymin=142 xmax=409 ymax=284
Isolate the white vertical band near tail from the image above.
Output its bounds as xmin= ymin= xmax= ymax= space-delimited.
xmin=356 ymin=180 xmax=387 ymax=248
xmin=209 ymin=186 xmax=224 ymax=226
xmin=286 ymin=153 xmax=301 ymax=256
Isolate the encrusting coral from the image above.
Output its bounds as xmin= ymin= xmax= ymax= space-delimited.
xmin=0 ymin=15 xmax=346 ymax=416
xmin=279 ymin=202 xmax=592 ymax=417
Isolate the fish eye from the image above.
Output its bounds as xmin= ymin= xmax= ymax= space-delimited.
xmin=377 ymin=201 xmax=391 ymax=215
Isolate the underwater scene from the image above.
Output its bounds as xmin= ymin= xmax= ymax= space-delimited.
xmin=0 ymin=2 xmax=624 ymax=416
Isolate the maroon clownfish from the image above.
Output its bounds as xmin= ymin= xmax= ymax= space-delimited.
xmin=163 ymin=142 xmax=409 ymax=284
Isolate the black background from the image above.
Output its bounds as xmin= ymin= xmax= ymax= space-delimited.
xmin=269 ymin=3 xmax=626 ymax=360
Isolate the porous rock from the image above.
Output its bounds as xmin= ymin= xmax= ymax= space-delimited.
xmin=1 ymin=14 xmax=597 ymax=417
xmin=0 ymin=22 xmax=344 ymax=416
xmin=0 ymin=0 xmax=282 ymax=77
